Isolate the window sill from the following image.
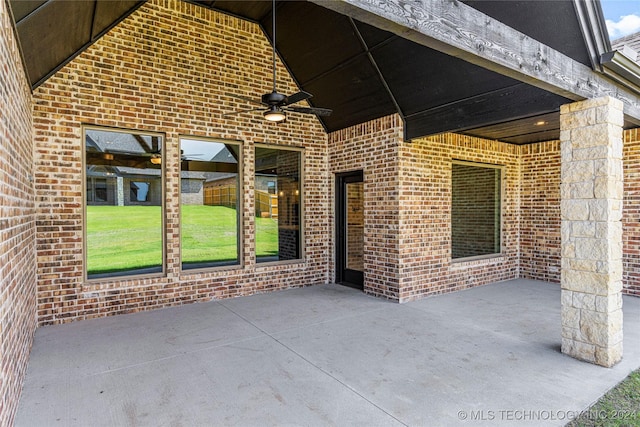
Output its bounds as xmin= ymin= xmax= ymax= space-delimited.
xmin=254 ymin=259 xmax=306 ymax=269
xmin=451 ymin=254 xmax=505 ymax=268
xmin=82 ymin=271 xmax=166 ymax=291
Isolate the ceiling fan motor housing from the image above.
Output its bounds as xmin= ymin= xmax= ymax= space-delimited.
xmin=262 ymin=91 xmax=287 ymax=105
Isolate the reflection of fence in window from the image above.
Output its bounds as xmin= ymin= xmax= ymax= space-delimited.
xmin=204 ymin=185 xmax=237 ymax=208
xmin=256 ymin=191 xmax=278 ymax=219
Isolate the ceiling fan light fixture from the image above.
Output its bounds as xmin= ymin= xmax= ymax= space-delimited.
xmin=264 ymin=106 xmax=286 ymax=122
xmin=150 ymin=154 xmax=162 ymax=165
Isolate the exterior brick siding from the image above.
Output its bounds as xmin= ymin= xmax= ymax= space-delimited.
xmin=24 ymin=0 xmax=640 ymax=327
xmin=329 ymin=115 xmax=403 ymax=299
xmin=519 ymin=133 xmax=639 ymax=296
xmin=329 ymin=121 xmax=521 ymax=302
xmin=0 ymin=1 xmax=37 ymax=425
xmin=32 ymin=0 xmax=329 ymax=325
xmin=623 ymin=129 xmax=640 ymax=296
xmin=519 ymin=141 xmax=562 ymax=283
xmin=397 ymin=134 xmax=521 ymax=301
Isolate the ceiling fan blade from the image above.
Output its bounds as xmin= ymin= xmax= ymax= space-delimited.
xmin=222 ymin=107 xmax=264 ymax=118
xmin=283 ymin=91 xmax=313 ymax=105
xmin=226 ymin=93 xmax=265 ymax=106
xmin=286 ymin=106 xmax=332 ymax=117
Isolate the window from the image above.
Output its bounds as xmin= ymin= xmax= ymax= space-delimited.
xmin=180 ymin=138 xmax=240 ymax=269
xmin=255 ymin=146 xmax=302 ymax=262
xmin=87 ymin=177 xmax=109 ymax=203
xmin=130 ymin=181 xmax=150 ymax=202
xmin=84 ymin=128 xmax=163 ymax=279
xmin=451 ymin=161 xmax=501 ymax=259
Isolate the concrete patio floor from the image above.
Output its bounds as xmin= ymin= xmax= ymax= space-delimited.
xmin=15 ymin=279 xmax=640 ymax=426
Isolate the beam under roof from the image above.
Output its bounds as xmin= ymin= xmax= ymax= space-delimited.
xmin=311 ymin=0 xmax=640 ymax=125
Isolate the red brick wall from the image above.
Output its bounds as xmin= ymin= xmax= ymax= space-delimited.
xmin=397 ymin=134 xmax=520 ymax=301
xmin=329 ymin=122 xmax=521 ymax=301
xmin=0 ymin=1 xmax=37 ymax=425
xmin=32 ymin=0 xmax=329 ymax=325
xmin=519 ymin=141 xmax=562 ymax=283
xmin=623 ymin=129 xmax=640 ymax=296
xmin=518 ymin=133 xmax=639 ymax=296
xmin=329 ymin=115 xmax=403 ymax=299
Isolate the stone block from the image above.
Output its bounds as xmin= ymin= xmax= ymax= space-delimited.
xmin=561 ymin=159 xmax=594 ymax=183
xmin=560 ymin=137 xmax=573 ymax=161
xmin=572 ymin=292 xmax=596 ymax=310
xmin=568 ymin=258 xmax=598 ymax=272
xmin=561 ymin=289 xmax=573 ymax=307
xmin=562 ymin=325 xmax=583 ymax=342
xmin=595 ymin=342 xmax=623 ymax=367
xmin=575 ymin=237 xmax=608 ymax=261
xmin=596 ymin=104 xmax=625 ymax=127
xmin=595 ymin=221 xmax=622 ymax=241
xmin=570 ymin=181 xmax=594 ymax=199
xmin=594 ymin=158 xmax=622 ymax=179
xmin=562 ymin=108 xmax=596 ymax=128
xmin=561 ymin=241 xmax=576 ymax=258
xmin=561 ymin=200 xmax=589 ymax=220
xmin=571 ymin=125 xmax=610 ymax=149
xmin=562 ymin=305 xmax=581 ymax=328
xmin=571 ymin=221 xmax=596 ymax=237
xmin=562 ymin=269 xmax=612 ymax=295
xmin=588 ymin=199 xmax=612 ymax=221
xmin=562 ymin=338 xmax=596 ymax=363
xmin=594 ymin=176 xmax=623 ymax=199
xmin=579 ymin=309 xmax=608 ymax=346
xmin=573 ymin=145 xmax=611 ymax=161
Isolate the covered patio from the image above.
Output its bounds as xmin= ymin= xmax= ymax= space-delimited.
xmin=16 ymin=279 xmax=640 ymax=426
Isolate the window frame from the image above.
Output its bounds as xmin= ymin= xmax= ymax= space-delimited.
xmin=178 ymin=136 xmax=243 ymax=272
xmin=254 ymin=143 xmax=305 ymax=266
xmin=82 ymin=125 xmax=166 ymax=282
xmin=450 ymin=159 xmax=504 ymax=262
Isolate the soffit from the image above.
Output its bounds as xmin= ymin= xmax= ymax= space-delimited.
xmin=8 ymin=0 xmax=607 ymax=144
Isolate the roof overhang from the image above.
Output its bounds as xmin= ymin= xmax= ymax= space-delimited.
xmin=7 ymin=0 xmax=640 ymax=144
xmin=312 ymin=0 xmax=640 ymax=127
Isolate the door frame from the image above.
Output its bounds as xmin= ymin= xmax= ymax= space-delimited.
xmin=335 ymin=170 xmax=364 ymax=289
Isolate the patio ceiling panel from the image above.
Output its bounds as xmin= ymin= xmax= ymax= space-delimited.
xmin=364 ymin=33 xmax=523 ymax=116
xmin=9 ymin=0 xmax=144 ymax=87
xmin=404 ymin=84 xmax=570 ymax=141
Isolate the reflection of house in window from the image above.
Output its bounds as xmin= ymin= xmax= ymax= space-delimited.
xmin=85 ymin=129 xmax=162 ymax=207
xmin=180 ymin=140 xmax=239 ymax=206
xmin=267 ymin=181 xmax=276 ymax=194
xmin=87 ymin=177 xmax=111 ymax=203
xmin=130 ymin=181 xmax=150 ymax=202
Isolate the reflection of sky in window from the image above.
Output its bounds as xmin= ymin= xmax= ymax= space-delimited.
xmin=132 ymin=182 xmax=149 ymax=201
xmin=181 ymin=139 xmax=226 ymax=161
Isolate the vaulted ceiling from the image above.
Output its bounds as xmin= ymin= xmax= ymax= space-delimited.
xmin=7 ymin=0 xmax=618 ymax=143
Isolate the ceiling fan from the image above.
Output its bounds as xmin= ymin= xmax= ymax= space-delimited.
xmin=224 ymin=0 xmax=332 ymax=122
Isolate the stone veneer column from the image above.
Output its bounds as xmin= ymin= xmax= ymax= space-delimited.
xmin=560 ymin=96 xmax=624 ymax=367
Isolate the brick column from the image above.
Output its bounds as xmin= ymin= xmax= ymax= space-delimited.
xmin=560 ymin=96 xmax=624 ymax=367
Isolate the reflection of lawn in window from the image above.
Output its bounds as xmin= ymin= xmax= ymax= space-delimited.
xmin=256 ymin=214 xmax=279 ymax=258
xmin=86 ymin=205 xmax=162 ymax=275
xmin=181 ymin=205 xmax=238 ymax=264
xmin=87 ymin=205 xmax=279 ymax=275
